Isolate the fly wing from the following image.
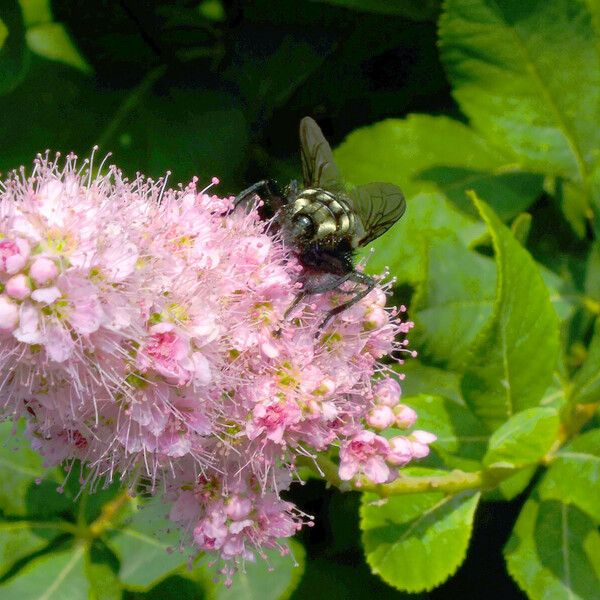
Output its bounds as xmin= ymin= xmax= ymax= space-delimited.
xmin=348 ymin=182 xmax=406 ymax=247
xmin=299 ymin=117 xmax=342 ymax=190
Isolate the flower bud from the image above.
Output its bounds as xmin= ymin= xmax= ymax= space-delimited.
xmin=386 ymin=436 xmax=413 ymax=466
xmin=364 ymin=306 xmax=387 ymax=330
xmin=29 ymin=257 xmax=58 ymax=286
xmin=409 ymin=430 xmax=437 ymax=458
xmin=394 ymin=404 xmax=417 ymax=429
xmin=0 ymin=238 xmax=30 ymax=274
xmin=373 ymin=377 xmax=401 ymax=407
xmin=5 ymin=274 xmax=31 ymax=300
xmin=366 ymin=405 xmax=395 ymax=430
xmin=0 ymin=295 xmax=19 ymax=332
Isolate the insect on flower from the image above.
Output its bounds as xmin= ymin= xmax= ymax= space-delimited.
xmin=233 ymin=117 xmax=406 ymax=330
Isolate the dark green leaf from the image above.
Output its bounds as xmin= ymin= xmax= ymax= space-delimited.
xmin=360 ymin=484 xmax=480 ymax=592
xmin=461 ymin=196 xmax=560 ymax=430
xmin=483 ymin=407 xmax=559 ymax=470
xmin=505 ymin=495 xmax=600 ymax=599
xmin=539 ymin=429 xmax=600 ymax=522
xmin=0 ymin=1 xmax=30 ymax=95
xmin=308 ymin=0 xmax=439 ymax=20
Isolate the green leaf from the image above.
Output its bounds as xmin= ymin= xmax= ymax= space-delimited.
xmin=197 ymin=539 xmax=305 ymax=600
xmin=26 ymin=22 xmax=91 ymax=73
xmin=539 ymin=429 xmax=600 ymax=522
xmin=397 ymin=361 xmax=463 ymax=405
xmin=86 ymin=540 xmax=122 ymax=600
xmin=505 ymin=495 xmax=600 ymax=600
xmin=356 ymin=192 xmax=483 ymax=284
xmin=0 ymin=521 xmax=63 ymax=577
xmin=0 ymin=543 xmax=90 ymax=599
xmin=493 ymin=466 xmax=537 ymax=501
xmin=0 ymin=0 xmax=30 ymax=95
xmin=461 ymin=195 xmax=560 ymax=430
xmin=510 ymin=212 xmax=532 ymax=246
xmin=106 ymin=496 xmax=188 ymax=590
xmin=308 ymin=0 xmax=439 ymax=20
xmin=334 ymin=115 xmax=543 ymax=219
xmin=413 ymin=233 xmax=496 ymax=369
xmin=439 ymin=0 xmax=600 ymax=186
xmin=0 ymin=421 xmax=54 ymax=517
xmin=360 ymin=486 xmax=480 ymax=592
xmin=570 ymin=318 xmax=600 ymax=404
xmin=483 ymin=407 xmax=559 ymax=470
xmin=403 ymin=395 xmax=488 ymax=469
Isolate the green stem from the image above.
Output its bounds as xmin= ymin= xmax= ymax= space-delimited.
xmin=299 ymin=455 xmax=485 ymax=497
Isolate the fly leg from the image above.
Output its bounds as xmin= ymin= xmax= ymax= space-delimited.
xmin=283 ymin=272 xmax=353 ymax=321
xmin=318 ymin=271 xmax=377 ymax=332
xmin=232 ymin=179 xmax=284 ymax=217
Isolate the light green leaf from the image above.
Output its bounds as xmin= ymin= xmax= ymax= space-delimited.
xmin=308 ymin=0 xmax=439 ymax=19
xmin=483 ymin=407 xmax=559 ymax=470
xmin=357 ymin=191 xmax=483 ymax=284
xmin=510 ymin=213 xmax=532 ymax=246
xmin=26 ymin=23 xmax=91 ymax=73
xmin=439 ymin=0 xmax=600 ymax=185
xmin=413 ymin=233 xmax=496 ymax=369
xmin=539 ymin=429 xmax=600 ymax=522
xmin=570 ymin=318 xmax=600 ymax=404
xmin=0 ymin=0 xmax=30 ymax=95
xmin=0 ymin=521 xmax=63 ymax=577
xmin=396 ymin=360 xmax=463 ymax=405
xmin=461 ymin=196 xmax=560 ymax=430
xmin=334 ymin=115 xmax=543 ymax=219
xmin=85 ymin=541 xmax=122 ymax=600
xmin=360 ymin=486 xmax=480 ymax=592
xmin=18 ymin=0 xmax=53 ymax=27
xmin=403 ymin=395 xmax=488 ymax=469
xmin=0 ymin=544 xmax=90 ymax=599
xmin=505 ymin=495 xmax=600 ymax=600
xmin=0 ymin=421 xmax=56 ymax=516
xmin=198 ymin=539 xmax=305 ymax=600
xmin=494 ymin=466 xmax=537 ymax=501
xmin=106 ymin=496 xmax=188 ymax=590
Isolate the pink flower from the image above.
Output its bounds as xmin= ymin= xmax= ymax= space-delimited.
xmin=0 ymin=238 xmax=30 ymax=274
xmin=394 ymin=404 xmax=418 ymax=429
xmin=386 ymin=436 xmax=413 ymax=466
xmin=339 ymin=431 xmax=391 ymax=483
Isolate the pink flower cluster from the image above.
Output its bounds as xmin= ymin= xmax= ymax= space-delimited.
xmin=0 ymin=152 xmax=434 ymax=580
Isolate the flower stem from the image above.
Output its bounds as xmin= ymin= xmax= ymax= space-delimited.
xmin=88 ymin=489 xmax=132 ymax=538
xmin=298 ymin=454 xmax=485 ymax=496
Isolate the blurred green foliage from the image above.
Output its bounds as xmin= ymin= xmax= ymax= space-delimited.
xmin=1 ymin=0 xmax=600 ymax=598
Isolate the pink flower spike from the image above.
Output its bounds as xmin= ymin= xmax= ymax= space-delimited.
xmin=29 ymin=257 xmax=59 ymax=286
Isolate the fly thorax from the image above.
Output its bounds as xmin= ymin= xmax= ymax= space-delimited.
xmin=288 ymin=189 xmax=355 ymax=242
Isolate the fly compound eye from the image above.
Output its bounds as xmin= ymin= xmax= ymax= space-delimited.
xmin=292 ymin=214 xmax=315 ymax=239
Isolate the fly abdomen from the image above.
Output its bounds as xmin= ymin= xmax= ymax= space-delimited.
xmin=289 ymin=188 xmax=355 ymax=242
